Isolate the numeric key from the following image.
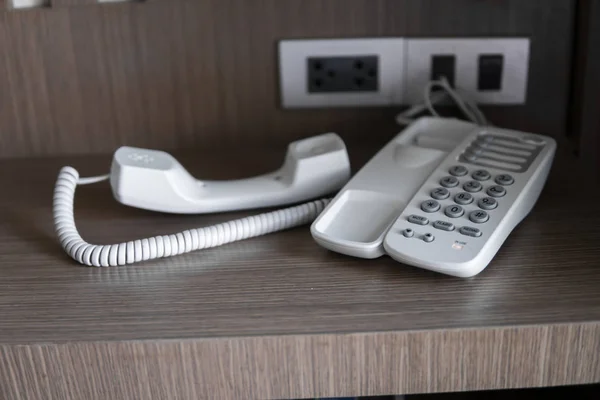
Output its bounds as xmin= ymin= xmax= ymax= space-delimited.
xmin=495 ymin=174 xmax=514 ymax=185
xmin=440 ymin=176 xmax=459 ymax=188
xmin=463 ymin=180 xmax=483 ymax=193
xmin=472 ymin=169 xmax=491 ymax=181
xmin=449 ymin=165 xmax=468 ymax=176
xmin=478 ymin=197 xmax=498 ymax=210
xmin=487 ymin=185 xmax=506 ymax=197
xmin=430 ymin=187 xmax=450 ymax=200
xmin=444 ymin=205 xmax=465 ymax=218
xmin=454 ymin=192 xmax=474 ymax=205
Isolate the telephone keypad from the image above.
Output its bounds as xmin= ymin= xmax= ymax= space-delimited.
xmin=406 ymin=162 xmax=515 ymax=240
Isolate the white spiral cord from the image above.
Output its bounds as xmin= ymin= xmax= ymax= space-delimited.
xmin=53 ymin=166 xmax=330 ymax=267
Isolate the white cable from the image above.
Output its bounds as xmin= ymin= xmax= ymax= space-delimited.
xmin=424 ymin=77 xmax=488 ymax=125
xmin=396 ymin=77 xmax=489 ymax=126
xmin=53 ymin=166 xmax=330 ymax=267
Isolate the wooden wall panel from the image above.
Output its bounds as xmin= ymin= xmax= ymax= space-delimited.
xmin=0 ymin=0 xmax=575 ymax=158
xmin=571 ymin=0 xmax=600 ymax=184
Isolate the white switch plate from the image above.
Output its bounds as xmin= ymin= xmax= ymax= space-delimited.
xmin=278 ymin=38 xmax=406 ymax=108
xmin=10 ymin=0 xmax=48 ymax=8
xmin=405 ymin=38 xmax=530 ymax=105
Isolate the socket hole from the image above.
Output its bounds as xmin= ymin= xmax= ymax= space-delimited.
xmin=354 ymin=60 xmax=364 ymax=70
xmin=354 ymin=77 xmax=365 ymax=87
xmin=327 ymin=70 xmax=336 ymax=78
xmin=368 ymin=68 xmax=376 ymax=78
xmin=313 ymin=61 xmax=324 ymax=71
xmin=314 ymin=78 xmax=323 ymax=87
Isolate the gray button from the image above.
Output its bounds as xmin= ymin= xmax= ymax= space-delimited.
xmin=444 ymin=205 xmax=465 ymax=218
xmin=423 ymin=233 xmax=435 ymax=243
xmin=459 ymin=226 xmax=482 ymax=237
xmin=472 ymin=169 xmax=491 ymax=181
xmin=469 ymin=210 xmax=490 ymax=224
xmin=430 ymin=187 xmax=450 ymax=200
xmin=454 ymin=192 xmax=473 ymax=205
xmin=440 ymin=176 xmax=459 ymax=188
xmin=478 ymin=197 xmax=498 ymax=210
xmin=433 ymin=220 xmax=455 ymax=231
xmin=522 ymin=135 xmax=545 ymax=145
xmin=463 ymin=180 xmax=483 ymax=193
xmin=495 ymin=174 xmax=514 ymax=185
xmin=449 ymin=165 xmax=468 ymax=176
xmin=421 ymin=200 xmax=441 ymax=213
xmin=464 ymin=153 xmax=478 ymax=162
xmin=408 ymin=215 xmax=429 ymax=225
xmin=403 ymin=228 xmax=414 ymax=238
xmin=487 ymin=185 xmax=506 ymax=197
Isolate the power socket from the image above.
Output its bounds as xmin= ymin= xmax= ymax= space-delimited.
xmin=405 ymin=38 xmax=530 ymax=105
xmin=307 ymin=55 xmax=379 ymax=93
xmin=278 ymin=38 xmax=405 ymax=108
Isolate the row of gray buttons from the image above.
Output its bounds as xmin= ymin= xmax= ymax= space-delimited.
xmin=420 ymin=201 xmax=490 ymax=223
xmin=407 ymin=214 xmax=483 ymax=237
xmin=401 ymin=228 xmax=435 ymax=242
xmin=431 ymin=189 xmax=499 ymax=209
xmin=440 ymin=178 xmax=507 ymax=197
xmin=449 ymin=165 xmax=515 ymax=186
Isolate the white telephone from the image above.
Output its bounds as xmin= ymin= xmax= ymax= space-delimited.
xmin=310 ymin=117 xmax=556 ymax=278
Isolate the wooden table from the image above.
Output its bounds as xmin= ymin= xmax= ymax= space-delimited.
xmin=1 ymin=142 xmax=599 ymax=400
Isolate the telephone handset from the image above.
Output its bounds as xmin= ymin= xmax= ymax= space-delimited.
xmin=310 ymin=117 xmax=556 ymax=278
xmin=53 ymin=133 xmax=351 ymax=267
xmin=110 ymin=133 xmax=350 ymax=214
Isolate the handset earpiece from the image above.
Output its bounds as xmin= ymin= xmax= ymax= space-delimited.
xmin=110 ymin=133 xmax=351 ymax=214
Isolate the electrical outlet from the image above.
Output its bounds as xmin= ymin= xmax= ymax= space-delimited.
xmin=405 ymin=38 xmax=530 ymax=105
xmin=278 ymin=38 xmax=405 ymax=108
xmin=307 ymin=55 xmax=379 ymax=93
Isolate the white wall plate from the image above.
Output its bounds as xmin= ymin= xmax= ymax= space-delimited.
xmin=405 ymin=38 xmax=530 ymax=105
xmin=278 ymin=38 xmax=406 ymax=108
xmin=10 ymin=0 xmax=48 ymax=8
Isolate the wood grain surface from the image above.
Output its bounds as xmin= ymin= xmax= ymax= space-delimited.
xmin=0 ymin=142 xmax=599 ymax=399
xmin=0 ymin=0 xmax=575 ymax=158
